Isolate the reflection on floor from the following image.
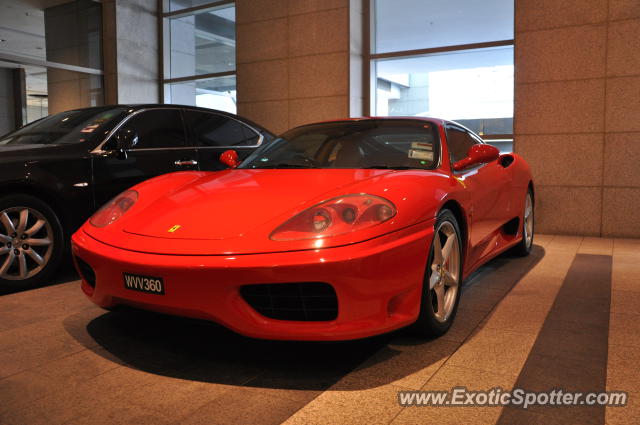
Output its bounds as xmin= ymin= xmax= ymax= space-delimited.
xmin=0 ymin=235 xmax=638 ymax=425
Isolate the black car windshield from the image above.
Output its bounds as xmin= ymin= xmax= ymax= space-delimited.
xmin=240 ymin=119 xmax=440 ymax=170
xmin=0 ymin=107 xmax=129 ymax=146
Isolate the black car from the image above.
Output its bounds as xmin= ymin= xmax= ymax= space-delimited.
xmin=0 ymin=105 xmax=275 ymax=288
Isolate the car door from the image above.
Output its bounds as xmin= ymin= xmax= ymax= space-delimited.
xmin=91 ymin=108 xmax=199 ymax=207
xmin=446 ymin=125 xmax=510 ymax=256
xmin=183 ymin=110 xmax=264 ymax=171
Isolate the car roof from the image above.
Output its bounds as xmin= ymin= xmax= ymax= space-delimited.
xmin=287 ymin=116 xmax=454 ymax=129
xmin=114 ymin=104 xmax=273 ymax=134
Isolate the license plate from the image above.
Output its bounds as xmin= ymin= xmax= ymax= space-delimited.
xmin=123 ymin=272 xmax=165 ymax=295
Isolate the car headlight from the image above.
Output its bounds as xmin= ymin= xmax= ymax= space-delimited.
xmin=270 ymin=194 xmax=396 ymax=241
xmin=89 ymin=190 xmax=138 ymax=228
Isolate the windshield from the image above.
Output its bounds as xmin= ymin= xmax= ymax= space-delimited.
xmin=240 ymin=119 xmax=439 ymax=170
xmin=0 ymin=107 xmax=129 ymax=146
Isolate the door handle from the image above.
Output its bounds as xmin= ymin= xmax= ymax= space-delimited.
xmin=174 ymin=159 xmax=198 ymax=166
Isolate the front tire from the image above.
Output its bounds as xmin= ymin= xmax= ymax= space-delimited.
xmin=511 ymin=189 xmax=534 ymax=257
xmin=0 ymin=194 xmax=64 ymax=289
xmin=413 ymin=209 xmax=463 ymax=338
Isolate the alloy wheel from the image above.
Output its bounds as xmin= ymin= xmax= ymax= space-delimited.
xmin=524 ymin=193 xmax=533 ymax=249
xmin=0 ymin=207 xmax=54 ymax=280
xmin=429 ymin=220 xmax=460 ymax=323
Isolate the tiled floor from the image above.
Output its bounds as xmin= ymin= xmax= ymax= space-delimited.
xmin=0 ymin=235 xmax=638 ymax=425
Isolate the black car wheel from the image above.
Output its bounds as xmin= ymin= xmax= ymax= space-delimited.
xmin=0 ymin=194 xmax=64 ymax=288
xmin=413 ymin=209 xmax=463 ymax=337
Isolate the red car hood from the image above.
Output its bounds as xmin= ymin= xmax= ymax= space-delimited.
xmin=85 ymin=168 xmax=448 ymax=255
xmin=122 ymin=169 xmax=390 ymax=240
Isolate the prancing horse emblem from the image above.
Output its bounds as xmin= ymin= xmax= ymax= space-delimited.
xmin=168 ymin=225 xmax=181 ymax=233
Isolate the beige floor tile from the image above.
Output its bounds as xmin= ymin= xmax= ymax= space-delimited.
xmin=611 ymin=290 xmax=640 ymax=315
xmin=505 ymin=275 xmax=564 ymax=307
xmin=391 ymin=366 xmax=516 ymax=425
xmin=609 ymin=312 xmax=640 ymax=348
xmin=179 ymin=390 xmax=305 ymax=425
xmin=480 ymin=297 xmax=551 ymax=335
xmin=605 ymin=391 xmax=637 ymax=425
xmin=446 ymin=327 xmax=537 ymax=379
xmin=282 ymin=383 xmax=407 ymax=425
xmin=332 ymin=337 xmax=461 ymax=390
xmin=578 ymin=237 xmax=614 ymax=255
xmin=459 ymin=286 xmax=509 ymax=313
xmin=441 ymin=307 xmax=489 ymax=344
xmin=612 ymin=257 xmax=640 ymax=293
xmin=65 ymin=405 xmax=172 ymax=425
xmin=545 ymin=235 xmax=583 ymax=252
xmin=533 ymin=234 xmax=555 ymax=248
xmin=613 ymin=238 xmax=640 ymax=257
xmin=607 ymin=344 xmax=640 ymax=391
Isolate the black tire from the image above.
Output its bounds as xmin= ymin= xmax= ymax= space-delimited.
xmin=510 ymin=188 xmax=534 ymax=257
xmin=413 ymin=209 xmax=463 ymax=338
xmin=0 ymin=194 xmax=65 ymax=289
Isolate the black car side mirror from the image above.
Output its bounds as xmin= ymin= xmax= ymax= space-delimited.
xmin=113 ymin=128 xmax=139 ymax=160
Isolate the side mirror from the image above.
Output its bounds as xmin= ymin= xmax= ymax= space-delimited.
xmin=113 ymin=128 xmax=138 ymax=160
xmin=220 ymin=149 xmax=239 ymax=169
xmin=453 ymin=144 xmax=500 ymax=171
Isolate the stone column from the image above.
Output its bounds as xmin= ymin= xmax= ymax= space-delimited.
xmin=514 ymin=0 xmax=640 ymax=237
xmin=235 ymin=0 xmax=354 ymax=134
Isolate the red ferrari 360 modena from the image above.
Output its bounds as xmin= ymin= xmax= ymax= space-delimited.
xmin=71 ymin=118 xmax=534 ymax=341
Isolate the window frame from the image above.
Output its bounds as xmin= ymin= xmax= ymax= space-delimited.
xmin=183 ymin=109 xmax=265 ymax=149
xmin=158 ymin=0 xmax=237 ymax=108
xmin=445 ymin=123 xmax=484 ymax=171
xmin=92 ymin=107 xmax=193 ymax=153
xmin=364 ymin=0 xmax=514 ymax=144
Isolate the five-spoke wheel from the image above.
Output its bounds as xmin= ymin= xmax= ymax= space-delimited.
xmin=414 ymin=209 xmax=463 ymax=337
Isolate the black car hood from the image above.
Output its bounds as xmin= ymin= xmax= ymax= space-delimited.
xmin=0 ymin=143 xmax=87 ymax=163
xmin=0 ymin=144 xmax=58 ymax=152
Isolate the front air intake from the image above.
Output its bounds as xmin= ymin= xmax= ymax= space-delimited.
xmin=240 ymin=282 xmax=338 ymax=321
xmin=75 ymin=256 xmax=96 ymax=288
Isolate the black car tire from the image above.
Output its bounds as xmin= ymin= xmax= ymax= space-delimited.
xmin=413 ymin=209 xmax=463 ymax=338
xmin=0 ymin=194 xmax=64 ymax=289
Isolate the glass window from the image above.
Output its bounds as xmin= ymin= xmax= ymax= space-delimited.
xmin=184 ymin=110 xmax=258 ymax=147
xmin=374 ymin=46 xmax=513 ymax=134
xmin=446 ymin=126 xmax=478 ymax=163
xmin=370 ymin=0 xmax=514 ymax=152
xmin=164 ymin=0 xmax=220 ymax=12
xmin=162 ymin=2 xmax=237 ymax=110
xmin=43 ymin=0 xmax=103 ymax=69
xmin=166 ymin=5 xmax=236 ymax=79
xmin=164 ymin=75 xmax=237 ymax=113
xmin=241 ymin=120 xmax=439 ymax=170
xmin=0 ymin=0 xmax=105 ymax=133
xmin=373 ymin=0 xmax=514 ymax=54
xmin=121 ymin=110 xmax=186 ymax=150
xmin=0 ymin=107 xmax=127 ymax=145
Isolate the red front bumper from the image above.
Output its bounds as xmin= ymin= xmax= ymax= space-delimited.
xmin=71 ymin=221 xmax=434 ymax=341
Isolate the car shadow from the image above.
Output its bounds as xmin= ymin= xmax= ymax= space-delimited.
xmin=65 ymin=245 xmax=545 ymax=392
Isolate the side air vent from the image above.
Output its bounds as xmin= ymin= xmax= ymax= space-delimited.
xmin=75 ymin=256 xmax=96 ymax=288
xmin=500 ymin=154 xmax=514 ymax=168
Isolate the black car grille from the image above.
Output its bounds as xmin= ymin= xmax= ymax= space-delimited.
xmin=240 ymin=282 xmax=338 ymax=321
xmin=75 ymin=256 xmax=96 ymax=288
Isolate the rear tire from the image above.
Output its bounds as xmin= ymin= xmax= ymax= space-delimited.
xmin=0 ymin=194 xmax=64 ymax=289
xmin=413 ymin=209 xmax=463 ymax=338
xmin=510 ymin=189 xmax=534 ymax=257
